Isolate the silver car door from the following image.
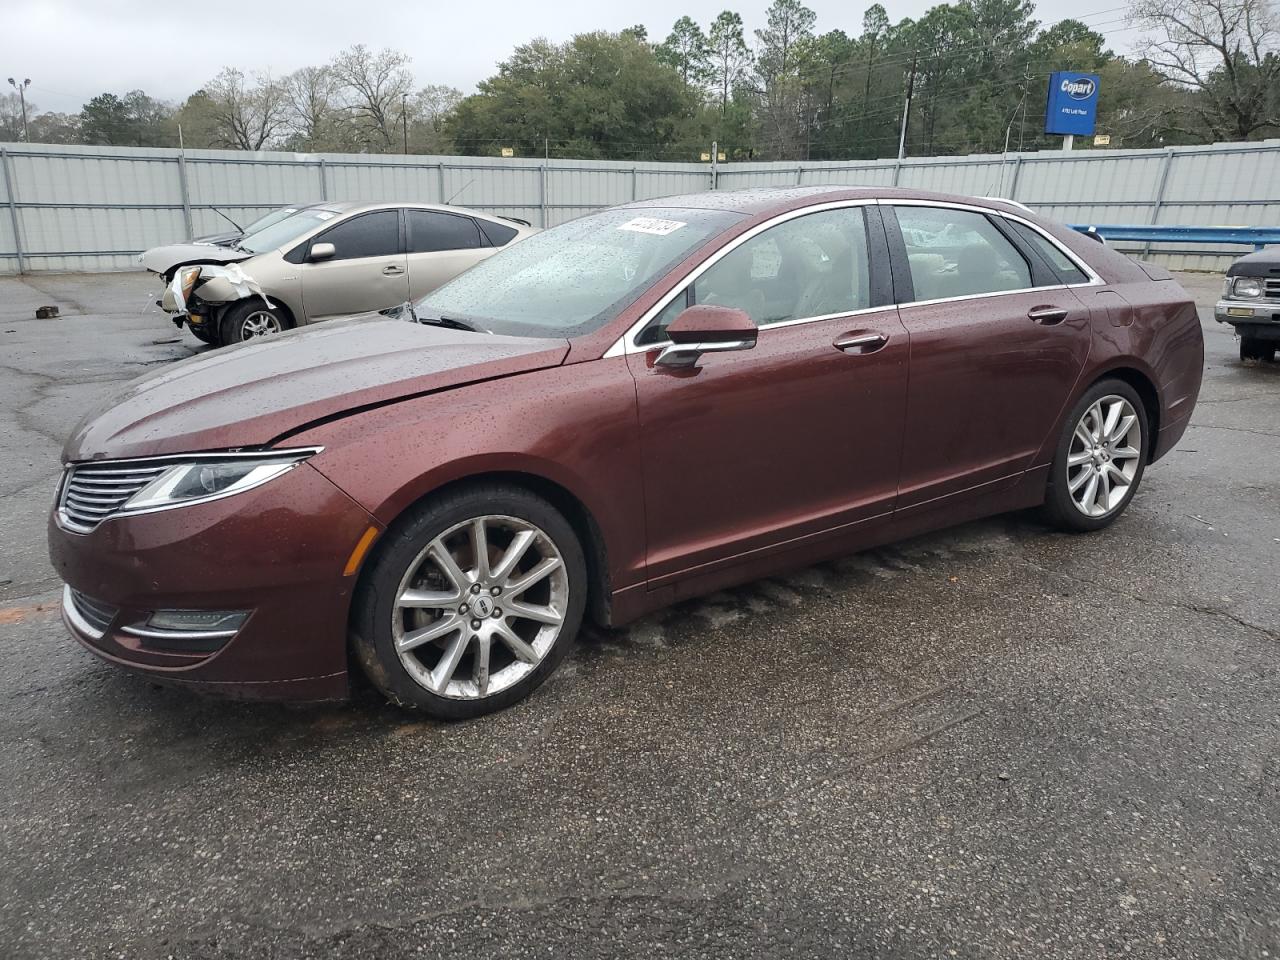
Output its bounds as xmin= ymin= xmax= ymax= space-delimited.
xmin=300 ymin=209 xmax=408 ymax=321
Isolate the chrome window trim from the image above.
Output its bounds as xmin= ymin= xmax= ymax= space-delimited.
xmin=55 ymin=447 xmax=323 ymax=535
xmin=603 ymin=197 xmax=1103 ymax=358
xmin=605 ymin=198 xmax=879 ymax=358
xmin=887 ymin=198 xmax=1104 ymax=289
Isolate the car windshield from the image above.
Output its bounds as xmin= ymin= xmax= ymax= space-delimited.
xmin=415 ymin=207 xmax=745 ymax=338
xmin=237 ymin=208 xmax=341 ymax=254
xmin=239 ymin=205 xmax=304 ymax=236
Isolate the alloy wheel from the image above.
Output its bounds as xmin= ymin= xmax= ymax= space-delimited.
xmin=391 ymin=515 xmax=568 ymax=699
xmin=240 ymin=310 xmax=283 ymax=339
xmin=1066 ymin=394 xmax=1142 ymax=518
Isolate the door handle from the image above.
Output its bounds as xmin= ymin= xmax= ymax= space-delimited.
xmin=834 ymin=332 xmax=888 ymax=354
xmin=382 ymin=265 xmax=405 ymax=276
xmin=1027 ymin=305 xmax=1069 ymax=325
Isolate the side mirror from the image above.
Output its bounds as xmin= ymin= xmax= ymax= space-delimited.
xmin=309 ymin=242 xmax=336 ymax=261
xmin=656 ymin=305 xmax=757 ymax=368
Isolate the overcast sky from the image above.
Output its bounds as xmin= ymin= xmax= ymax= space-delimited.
xmin=5 ymin=0 xmax=1142 ymax=112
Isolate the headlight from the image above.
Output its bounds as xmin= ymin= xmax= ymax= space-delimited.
xmin=178 ymin=265 xmax=202 ymax=302
xmin=1233 ymin=277 xmax=1264 ymax=299
xmin=122 ymin=448 xmax=320 ymax=513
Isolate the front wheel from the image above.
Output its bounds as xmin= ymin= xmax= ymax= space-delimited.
xmin=1240 ymin=336 xmax=1276 ymax=363
xmin=1043 ymin=379 xmax=1148 ymax=532
xmin=219 ymin=300 xmax=291 ymax=344
xmin=351 ymin=484 xmax=587 ymax=719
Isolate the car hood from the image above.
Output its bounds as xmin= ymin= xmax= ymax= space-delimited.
xmin=1226 ymin=249 xmax=1280 ymax=277
xmin=65 ymin=317 xmax=570 ymax=462
xmin=139 ymin=243 xmax=253 ymax=275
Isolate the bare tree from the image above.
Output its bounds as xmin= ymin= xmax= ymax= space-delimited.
xmin=1132 ymin=0 xmax=1280 ymax=139
xmin=331 ymin=45 xmax=414 ymax=148
xmin=204 ymin=68 xmax=290 ymax=149
xmin=284 ymin=65 xmax=341 ymax=148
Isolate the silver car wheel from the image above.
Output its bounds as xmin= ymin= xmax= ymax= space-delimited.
xmin=391 ymin=515 xmax=569 ymax=700
xmin=1066 ymin=394 xmax=1142 ymax=518
xmin=240 ymin=310 xmax=282 ymax=339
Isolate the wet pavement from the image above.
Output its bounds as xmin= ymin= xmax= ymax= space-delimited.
xmin=1 ymin=269 xmax=1277 ymax=959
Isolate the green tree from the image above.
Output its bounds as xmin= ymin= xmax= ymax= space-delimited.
xmin=753 ymin=0 xmax=818 ymax=158
xmin=657 ymin=16 xmax=712 ymax=85
xmin=79 ymin=93 xmax=131 ymax=144
xmin=708 ymin=11 xmax=752 ymax=115
xmin=447 ymin=31 xmax=703 ymax=160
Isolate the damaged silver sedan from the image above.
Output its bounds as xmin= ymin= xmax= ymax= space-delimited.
xmin=141 ymin=202 xmax=537 ymax=345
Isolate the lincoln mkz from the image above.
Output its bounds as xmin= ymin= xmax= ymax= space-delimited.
xmin=50 ymin=187 xmax=1204 ymax=718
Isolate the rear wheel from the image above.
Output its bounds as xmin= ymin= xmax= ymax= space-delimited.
xmin=351 ymin=484 xmax=587 ymax=719
xmin=1043 ymin=379 xmax=1148 ymax=532
xmin=1240 ymin=336 xmax=1276 ymax=363
xmin=219 ymin=300 xmax=291 ymax=344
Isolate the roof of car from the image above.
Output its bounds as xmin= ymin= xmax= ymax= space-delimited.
xmin=313 ymin=200 xmax=516 ymax=223
xmin=622 ymin=185 xmax=1029 ymax=218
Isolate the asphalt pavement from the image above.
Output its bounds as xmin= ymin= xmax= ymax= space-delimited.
xmin=0 ymin=268 xmax=1277 ymax=959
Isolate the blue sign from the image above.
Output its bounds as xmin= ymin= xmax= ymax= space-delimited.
xmin=1044 ymin=71 xmax=1100 ymax=137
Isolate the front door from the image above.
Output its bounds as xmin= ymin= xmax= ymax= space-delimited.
xmin=300 ymin=209 xmax=409 ymax=321
xmin=627 ymin=205 xmax=909 ymax=587
xmin=886 ymin=203 xmax=1092 ymax=509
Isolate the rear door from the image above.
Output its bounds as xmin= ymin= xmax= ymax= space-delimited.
xmin=300 ymin=209 xmax=408 ymax=321
xmin=885 ymin=202 xmax=1093 ymax=510
xmin=405 ymin=209 xmax=495 ymax=300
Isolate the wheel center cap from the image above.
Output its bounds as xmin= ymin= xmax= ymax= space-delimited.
xmin=471 ymin=595 xmax=494 ymax=618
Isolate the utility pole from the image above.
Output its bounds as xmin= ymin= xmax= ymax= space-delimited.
xmin=896 ymin=54 xmax=917 ymax=162
xmin=7 ymin=78 xmax=30 ymax=142
xmin=401 ymin=94 xmax=409 ymax=154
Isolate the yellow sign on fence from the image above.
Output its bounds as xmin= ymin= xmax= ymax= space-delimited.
xmin=500 ymin=147 xmax=515 ymax=158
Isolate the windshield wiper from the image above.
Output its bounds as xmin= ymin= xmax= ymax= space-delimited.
xmin=416 ymin=313 xmax=484 ymax=333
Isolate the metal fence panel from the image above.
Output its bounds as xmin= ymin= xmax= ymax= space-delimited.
xmin=1 ymin=139 xmax=1277 ymax=274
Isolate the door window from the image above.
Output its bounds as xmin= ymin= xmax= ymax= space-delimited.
xmin=895 ymin=206 xmax=1031 ymax=301
xmin=314 ymin=210 xmax=401 ymax=261
xmin=1005 ymin=220 xmax=1089 ymax=284
xmin=408 ymin=210 xmax=482 ymax=253
xmin=478 ymin=219 xmax=519 ymax=247
xmin=636 ymin=206 xmax=870 ymax=344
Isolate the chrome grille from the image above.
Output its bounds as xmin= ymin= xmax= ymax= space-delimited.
xmin=1264 ymin=278 xmax=1280 ymax=301
xmin=66 ymin=588 xmax=119 ymax=637
xmin=59 ymin=462 xmax=167 ymax=532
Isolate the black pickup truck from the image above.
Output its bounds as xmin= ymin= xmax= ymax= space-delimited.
xmin=1215 ymin=249 xmax=1280 ymax=362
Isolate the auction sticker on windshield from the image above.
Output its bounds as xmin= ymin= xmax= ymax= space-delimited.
xmin=618 ymin=217 xmax=686 ymax=236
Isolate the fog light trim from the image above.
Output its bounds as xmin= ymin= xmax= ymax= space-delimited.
xmin=122 ymin=609 xmax=249 ymax=642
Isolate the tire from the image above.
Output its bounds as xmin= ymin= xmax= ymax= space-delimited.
xmin=1042 ymin=378 xmax=1149 ymax=533
xmin=188 ymin=322 xmax=218 ymax=346
xmin=351 ymin=483 xmax=588 ymax=719
xmin=219 ymin=300 xmax=291 ymax=344
xmin=1240 ymin=336 xmax=1276 ymax=363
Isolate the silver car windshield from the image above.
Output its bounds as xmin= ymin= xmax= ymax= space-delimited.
xmin=415 ymin=207 xmax=744 ymax=338
xmin=237 ymin=209 xmax=340 ymax=255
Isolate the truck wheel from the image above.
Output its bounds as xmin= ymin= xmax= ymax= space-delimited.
xmin=220 ymin=301 xmax=291 ymax=344
xmin=1240 ymin=336 xmax=1276 ymax=363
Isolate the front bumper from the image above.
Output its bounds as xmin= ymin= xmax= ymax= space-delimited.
xmin=1215 ymin=298 xmax=1280 ymax=334
xmin=48 ymin=462 xmax=379 ymax=701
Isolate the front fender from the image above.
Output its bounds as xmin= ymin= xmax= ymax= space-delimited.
xmin=287 ymin=357 xmax=647 ymax=592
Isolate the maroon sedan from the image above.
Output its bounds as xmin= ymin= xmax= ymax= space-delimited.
xmin=49 ymin=188 xmax=1204 ymax=718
